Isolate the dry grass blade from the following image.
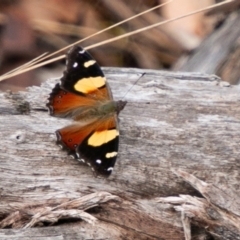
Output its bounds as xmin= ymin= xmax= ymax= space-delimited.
xmin=36 ymin=0 xmax=172 ymax=58
xmin=0 ymin=0 xmax=233 ymax=83
xmin=32 ymin=20 xmax=98 ymax=37
xmin=86 ymin=0 xmax=233 ymax=50
xmin=0 ymin=55 xmax=65 ymax=82
xmin=0 ymin=0 xmax=172 ymax=81
xmin=1 ymin=52 xmax=49 ymax=77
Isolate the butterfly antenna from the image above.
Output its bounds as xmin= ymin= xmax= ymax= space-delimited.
xmin=122 ymin=72 xmax=145 ymax=101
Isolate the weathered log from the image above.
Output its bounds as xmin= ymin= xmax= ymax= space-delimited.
xmin=0 ymin=67 xmax=240 ymax=239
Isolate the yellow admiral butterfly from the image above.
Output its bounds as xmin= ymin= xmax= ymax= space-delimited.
xmin=46 ymin=46 xmax=127 ymax=177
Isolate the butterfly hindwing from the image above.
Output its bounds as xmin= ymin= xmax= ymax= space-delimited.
xmin=56 ymin=117 xmax=119 ymax=176
xmin=46 ymin=45 xmax=127 ymax=177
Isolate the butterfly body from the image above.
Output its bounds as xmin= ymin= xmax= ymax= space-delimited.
xmin=47 ymin=46 xmax=127 ymax=177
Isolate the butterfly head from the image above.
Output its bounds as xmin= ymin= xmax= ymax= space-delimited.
xmin=116 ymin=100 xmax=127 ymax=114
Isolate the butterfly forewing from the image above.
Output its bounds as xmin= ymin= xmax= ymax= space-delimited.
xmin=58 ymin=116 xmax=119 ymax=176
xmin=61 ymin=47 xmax=112 ymax=100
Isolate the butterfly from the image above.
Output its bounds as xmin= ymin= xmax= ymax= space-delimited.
xmin=46 ymin=46 xmax=127 ymax=177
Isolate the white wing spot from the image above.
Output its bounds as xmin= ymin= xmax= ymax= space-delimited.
xmin=87 ymin=162 xmax=91 ymax=166
xmin=106 ymin=152 xmax=117 ymax=158
xmin=84 ymin=60 xmax=96 ymax=68
xmin=77 ymin=158 xmax=85 ymax=163
xmin=107 ymin=167 xmax=113 ymax=172
xmin=79 ymin=49 xmax=85 ymax=54
xmin=73 ymin=62 xmax=78 ymax=68
xmin=76 ymin=153 xmax=80 ymax=158
xmin=96 ymin=159 xmax=102 ymax=164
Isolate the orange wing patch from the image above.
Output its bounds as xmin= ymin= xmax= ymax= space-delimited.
xmin=47 ymin=84 xmax=96 ymax=117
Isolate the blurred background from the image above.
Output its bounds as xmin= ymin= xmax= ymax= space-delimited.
xmin=0 ymin=0 xmax=239 ymax=91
